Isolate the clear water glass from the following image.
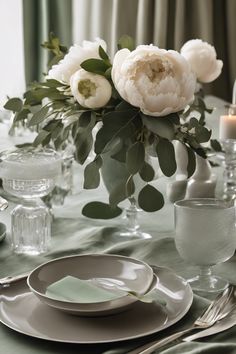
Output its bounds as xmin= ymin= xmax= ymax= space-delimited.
xmin=174 ymin=198 xmax=236 ymax=293
xmin=0 ymin=148 xmax=61 ymax=255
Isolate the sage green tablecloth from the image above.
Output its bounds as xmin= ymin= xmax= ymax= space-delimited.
xmin=1 ymin=96 xmax=236 ymax=354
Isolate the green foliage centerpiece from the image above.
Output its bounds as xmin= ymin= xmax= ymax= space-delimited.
xmin=4 ymin=35 xmax=223 ymax=221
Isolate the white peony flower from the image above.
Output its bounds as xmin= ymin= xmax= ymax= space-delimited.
xmin=111 ymin=45 xmax=196 ymax=117
xmin=48 ymin=38 xmax=107 ymax=84
xmin=70 ymin=69 xmax=112 ymax=109
xmin=180 ymin=39 xmax=223 ymax=83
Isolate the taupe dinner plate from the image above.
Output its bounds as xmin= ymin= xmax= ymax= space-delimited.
xmin=0 ymin=266 xmax=193 ymax=344
xmin=27 ymin=253 xmax=154 ymax=316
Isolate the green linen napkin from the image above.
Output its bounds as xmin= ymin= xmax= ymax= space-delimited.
xmin=45 ymin=276 xmax=127 ymax=303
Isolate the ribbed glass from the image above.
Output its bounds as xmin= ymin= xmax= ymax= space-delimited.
xmin=11 ymin=201 xmax=51 ymax=255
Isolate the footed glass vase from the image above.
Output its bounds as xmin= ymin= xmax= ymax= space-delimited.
xmin=118 ymin=198 xmax=151 ymax=239
xmin=101 ymin=155 xmax=151 ymax=240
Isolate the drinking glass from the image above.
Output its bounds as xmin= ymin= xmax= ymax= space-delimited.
xmin=174 ymin=198 xmax=236 ymax=293
xmin=0 ymin=147 xmax=61 ymax=255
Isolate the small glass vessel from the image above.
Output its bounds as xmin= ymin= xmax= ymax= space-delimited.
xmin=0 ymin=147 xmax=61 ymax=255
xmin=174 ymin=198 xmax=236 ymax=293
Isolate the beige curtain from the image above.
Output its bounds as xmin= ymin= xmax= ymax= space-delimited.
xmin=73 ymin=0 xmax=236 ymax=102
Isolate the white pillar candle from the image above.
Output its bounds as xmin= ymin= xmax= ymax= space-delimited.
xmin=219 ymin=115 xmax=236 ymax=140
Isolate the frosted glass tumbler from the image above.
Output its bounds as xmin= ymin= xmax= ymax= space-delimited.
xmin=0 ymin=147 xmax=61 ymax=255
xmin=174 ymin=198 xmax=236 ymax=293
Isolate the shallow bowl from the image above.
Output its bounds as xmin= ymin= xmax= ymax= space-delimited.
xmin=27 ymin=254 xmax=154 ymax=316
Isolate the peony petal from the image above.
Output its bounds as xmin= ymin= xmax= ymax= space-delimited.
xmin=48 ymin=38 xmax=107 ymax=84
xmin=198 ymin=59 xmax=223 ymax=83
xmin=181 ymin=39 xmax=222 ymax=83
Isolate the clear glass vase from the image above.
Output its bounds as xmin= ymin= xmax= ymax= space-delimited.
xmin=117 ymin=198 xmax=151 ymax=240
xmin=101 ymin=155 xmax=151 ymax=240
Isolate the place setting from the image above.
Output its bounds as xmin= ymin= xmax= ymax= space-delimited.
xmin=0 ymin=254 xmax=193 ymax=345
xmin=1 ymin=227 xmax=236 ymax=354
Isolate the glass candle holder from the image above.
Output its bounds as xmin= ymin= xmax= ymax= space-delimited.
xmin=219 ymin=92 xmax=236 ymax=202
xmin=219 ymin=140 xmax=236 ymax=201
xmin=0 ymin=147 xmax=61 ymax=255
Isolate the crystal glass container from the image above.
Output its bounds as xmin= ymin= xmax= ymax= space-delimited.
xmin=0 ymin=148 xmax=61 ymax=255
xmin=174 ymin=198 xmax=236 ymax=293
xmin=218 ymin=80 xmax=236 ymax=202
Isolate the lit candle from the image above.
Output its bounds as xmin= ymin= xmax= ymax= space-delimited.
xmin=219 ymin=115 xmax=236 ymax=140
xmin=219 ymin=79 xmax=236 ymax=140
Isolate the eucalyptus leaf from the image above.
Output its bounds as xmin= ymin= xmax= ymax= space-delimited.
xmin=28 ymin=105 xmax=50 ymax=126
xmin=115 ymin=100 xmax=134 ymax=111
xmin=45 ymin=90 xmax=68 ymax=101
xmin=126 ymin=142 xmax=145 ymax=175
xmin=139 ymin=161 xmax=155 ymax=182
xmin=167 ymin=113 xmax=180 ymax=125
xmin=111 ymin=144 xmax=127 ymax=162
xmin=156 ymin=139 xmax=176 ymax=177
xmin=33 ymin=130 xmax=51 ymax=146
xmin=82 ymin=202 xmax=122 ymax=219
xmin=24 ymin=88 xmax=66 ymax=106
xmin=98 ymin=45 xmax=109 ymax=60
xmin=195 ymin=147 xmax=207 ymax=159
xmin=117 ymin=35 xmax=135 ymax=51
xmin=4 ymin=97 xmax=23 ymax=112
xmin=74 ymin=129 xmax=93 ymax=164
xmin=95 ymin=110 xmax=137 ymax=154
xmin=24 ymin=89 xmax=47 ymax=105
xmin=103 ymin=110 xmax=138 ymax=126
xmin=43 ymin=79 xmax=66 ymax=88
xmin=196 ymin=126 xmax=212 ymax=143
xmin=138 ymin=185 xmax=164 ymax=212
xmin=188 ymin=117 xmax=199 ymax=128
xmin=47 ymin=54 xmax=64 ymax=69
xmin=81 ymin=58 xmax=110 ymax=75
xmin=104 ymin=67 xmax=112 ymax=79
xmin=83 ymin=159 xmax=101 ymax=189
xmin=109 ymin=181 xmax=127 ymax=206
xmin=43 ymin=119 xmax=60 ymax=132
xmin=52 ymin=101 xmax=67 ymax=110
xmin=79 ymin=111 xmax=93 ymax=128
xmin=142 ymin=114 xmax=175 ymax=140
xmin=211 ymin=139 xmax=222 ymax=152
xmin=102 ymin=137 xmax=122 ymax=155
xmin=186 ymin=146 xmax=196 ymax=177
xmin=51 ymin=122 xmax=64 ymax=140
xmin=15 ymin=142 xmax=33 ymax=148
xmin=13 ymin=109 xmax=30 ymax=123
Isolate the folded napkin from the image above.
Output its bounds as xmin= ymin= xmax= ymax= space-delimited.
xmin=45 ymin=276 xmax=127 ymax=303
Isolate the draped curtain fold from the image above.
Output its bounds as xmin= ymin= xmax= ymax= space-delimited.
xmin=23 ymin=0 xmax=72 ymax=84
xmin=23 ymin=0 xmax=235 ymax=101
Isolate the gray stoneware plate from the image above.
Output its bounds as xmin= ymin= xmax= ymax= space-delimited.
xmin=0 ymin=265 xmax=193 ymax=344
xmin=27 ymin=254 xmax=154 ymax=316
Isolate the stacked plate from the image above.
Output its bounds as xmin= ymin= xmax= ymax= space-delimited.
xmin=27 ymin=254 xmax=155 ymax=316
xmin=0 ymin=254 xmax=193 ymax=344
